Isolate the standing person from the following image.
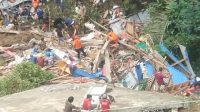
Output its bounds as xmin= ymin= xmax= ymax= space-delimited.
xmin=37 ymin=8 xmax=43 ymax=24
xmin=12 ymin=14 xmax=19 ymax=30
xmin=99 ymin=94 xmax=111 ymax=112
xmin=82 ymin=94 xmax=94 ymax=110
xmin=73 ymin=35 xmax=86 ymax=59
xmin=64 ymin=96 xmax=79 ymax=112
xmin=65 ymin=18 xmax=77 ymax=37
xmin=56 ymin=25 xmax=64 ymax=45
xmin=42 ymin=13 xmax=49 ymax=31
xmin=154 ymin=67 xmax=170 ymax=92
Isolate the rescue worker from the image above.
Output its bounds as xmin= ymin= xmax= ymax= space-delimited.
xmin=82 ymin=94 xmax=94 ymax=110
xmin=99 ymin=94 xmax=111 ymax=112
xmin=72 ymin=35 xmax=86 ymax=59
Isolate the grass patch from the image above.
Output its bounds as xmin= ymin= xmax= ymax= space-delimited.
xmin=0 ymin=62 xmax=54 ymax=96
xmin=0 ymin=58 xmax=6 ymax=66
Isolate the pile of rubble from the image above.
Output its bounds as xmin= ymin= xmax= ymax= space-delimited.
xmin=0 ymin=2 xmax=199 ymax=99
xmin=0 ymin=18 xmax=169 ymax=90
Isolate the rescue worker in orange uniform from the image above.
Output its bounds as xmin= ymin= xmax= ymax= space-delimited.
xmin=107 ymin=31 xmax=119 ymax=44
xmin=73 ymin=35 xmax=86 ymax=59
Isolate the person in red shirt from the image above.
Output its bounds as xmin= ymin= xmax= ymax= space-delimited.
xmin=154 ymin=67 xmax=170 ymax=92
xmin=99 ymin=94 xmax=111 ymax=112
xmin=82 ymin=94 xmax=93 ymax=110
xmin=73 ymin=35 xmax=86 ymax=59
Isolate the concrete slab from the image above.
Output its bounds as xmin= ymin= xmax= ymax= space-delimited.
xmin=0 ymin=83 xmax=192 ymax=112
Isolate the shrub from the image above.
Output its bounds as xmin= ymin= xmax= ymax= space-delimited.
xmin=0 ymin=62 xmax=53 ymax=96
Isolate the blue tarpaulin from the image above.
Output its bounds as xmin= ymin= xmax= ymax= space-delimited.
xmin=145 ymin=61 xmax=154 ymax=77
xmin=159 ymin=42 xmax=189 ymax=73
xmin=72 ymin=69 xmax=107 ymax=80
xmin=167 ymin=65 xmax=188 ymax=85
xmin=135 ymin=64 xmax=143 ymax=81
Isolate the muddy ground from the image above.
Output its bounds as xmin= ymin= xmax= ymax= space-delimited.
xmin=0 ymin=32 xmax=41 ymax=47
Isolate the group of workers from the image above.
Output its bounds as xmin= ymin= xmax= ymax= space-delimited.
xmin=64 ymin=94 xmax=112 ymax=112
xmin=54 ymin=17 xmax=119 ymax=59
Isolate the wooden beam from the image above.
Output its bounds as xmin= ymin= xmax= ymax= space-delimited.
xmin=105 ymin=50 xmax=112 ymax=82
xmin=90 ymin=18 xmax=109 ymax=31
xmin=172 ymin=58 xmax=186 ymax=67
xmin=82 ymin=40 xmax=105 ymax=46
xmin=118 ymin=40 xmax=166 ymax=68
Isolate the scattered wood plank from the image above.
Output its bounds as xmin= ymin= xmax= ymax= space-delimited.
xmin=172 ymin=86 xmax=189 ymax=95
xmin=0 ymin=30 xmax=20 ymax=34
xmin=118 ymin=40 xmax=166 ymax=68
xmin=49 ymin=74 xmax=70 ymax=82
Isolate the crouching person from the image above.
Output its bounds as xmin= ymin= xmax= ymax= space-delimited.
xmin=72 ymin=35 xmax=86 ymax=59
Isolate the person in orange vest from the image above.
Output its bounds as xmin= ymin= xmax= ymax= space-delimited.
xmin=107 ymin=31 xmax=119 ymax=44
xmin=73 ymin=35 xmax=86 ymax=59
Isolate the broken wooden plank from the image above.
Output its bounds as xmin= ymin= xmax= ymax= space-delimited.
xmin=172 ymin=58 xmax=186 ymax=67
xmin=82 ymin=40 xmax=105 ymax=46
xmin=105 ymin=49 xmax=112 ymax=82
xmin=100 ymin=40 xmax=110 ymax=54
xmin=90 ymin=18 xmax=109 ymax=31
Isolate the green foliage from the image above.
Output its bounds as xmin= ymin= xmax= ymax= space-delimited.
xmin=138 ymin=79 xmax=148 ymax=91
xmin=144 ymin=0 xmax=200 ymax=75
xmin=166 ymin=0 xmax=200 ymax=42
xmin=165 ymin=0 xmax=200 ymax=74
xmin=0 ymin=62 xmax=53 ymax=96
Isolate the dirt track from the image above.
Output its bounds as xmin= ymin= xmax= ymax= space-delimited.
xmin=0 ymin=32 xmax=41 ymax=47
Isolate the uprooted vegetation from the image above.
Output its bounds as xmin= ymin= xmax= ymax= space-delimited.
xmin=0 ymin=62 xmax=53 ymax=96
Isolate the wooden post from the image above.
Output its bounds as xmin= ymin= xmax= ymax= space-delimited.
xmin=105 ymin=49 xmax=112 ymax=82
xmin=100 ymin=40 xmax=110 ymax=54
xmin=93 ymin=50 xmax=101 ymax=73
xmin=47 ymin=6 xmax=50 ymax=31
